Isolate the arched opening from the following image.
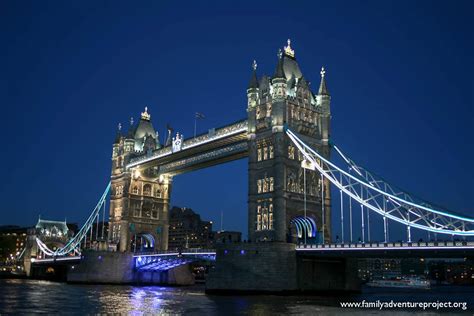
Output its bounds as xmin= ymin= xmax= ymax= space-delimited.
xmin=131 ymin=233 xmax=155 ymax=252
xmin=288 ymin=216 xmax=318 ymax=244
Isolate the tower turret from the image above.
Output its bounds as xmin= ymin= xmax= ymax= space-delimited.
xmin=317 ymin=67 xmax=331 ymax=143
xmin=271 ymin=50 xmax=287 ymax=102
xmin=247 ymin=60 xmax=260 ymax=109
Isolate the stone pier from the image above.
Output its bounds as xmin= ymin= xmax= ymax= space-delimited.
xmin=206 ymin=242 xmax=360 ymax=294
xmin=67 ymin=251 xmax=194 ymax=285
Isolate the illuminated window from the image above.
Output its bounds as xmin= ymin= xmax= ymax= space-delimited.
xmin=263 ymin=147 xmax=268 ymax=160
xmin=288 ymin=145 xmax=295 ymax=159
xmin=143 ymin=184 xmax=152 ymax=196
xmin=257 ymin=177 xmax=274 ymax=193
xmin=257 ymin=148 xmax=262 ymax=162
xmin=256 ymin=200 xmax=273 ymax=231
xmin=269 ymin=145 xmax=274 ymax=159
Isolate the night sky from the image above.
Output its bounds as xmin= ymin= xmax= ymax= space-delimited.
xmin=1 ymin=1 xmax=473 ymax=241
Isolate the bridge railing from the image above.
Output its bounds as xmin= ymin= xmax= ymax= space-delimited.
xmin=296 ymin=241 xmax=474 ymax=250
xmin=127 ymin=120 xmax=248 ymax=168
xmin=133 ymin=248 xmax=216 ymax=257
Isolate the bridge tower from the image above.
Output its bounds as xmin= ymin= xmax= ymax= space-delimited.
xmin=109 ymin=108 xmax=170 ymax=252
xmin=247 ymin=40 xmax=332 ymax=243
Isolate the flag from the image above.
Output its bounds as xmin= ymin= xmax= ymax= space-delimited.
xmin=195 ymin=112 xmax=205 ymax=119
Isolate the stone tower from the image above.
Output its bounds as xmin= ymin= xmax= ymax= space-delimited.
xmin=247 ymin=40 xmax=332 ymax=243
xmin=109 ymin=108 xmax=170 ymax=252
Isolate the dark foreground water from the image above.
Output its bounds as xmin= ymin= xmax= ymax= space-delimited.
xmin=0 ymin=279 xmax=473 ymax=315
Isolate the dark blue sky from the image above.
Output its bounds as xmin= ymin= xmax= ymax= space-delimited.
xmin=1 ymin=1 xmax=473 ymax=241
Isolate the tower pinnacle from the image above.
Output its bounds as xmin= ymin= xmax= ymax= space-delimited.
xmin=284 ymin=39 xmax=295 ymax=58
xmin=141 ymin=106 xmax=151 ymax=121
xmin=273 ymin=50 xmax=285 ymax=79
xmin=248 ymin=60 xmax=259 ymax=89
xmin=318 ymin=66 xmax=329 ymax=95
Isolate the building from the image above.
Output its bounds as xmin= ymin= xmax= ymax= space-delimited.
xmin=0 ymin=225 xmax=28 ymax=265
xmin=358 ymin=258 xmax=402 ymax=280
xmin=168 ymin=207 xmax=213 ymax=250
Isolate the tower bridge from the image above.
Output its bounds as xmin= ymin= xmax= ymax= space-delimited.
xmin=23 ymin=40 xmax=474 ymax=292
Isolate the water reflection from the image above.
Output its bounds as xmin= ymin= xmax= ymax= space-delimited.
xmin=0 ymin=280 xmax=473 ymax=315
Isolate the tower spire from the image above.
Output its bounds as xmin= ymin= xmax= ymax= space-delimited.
xmin=273 ymin=49 xmax=285 ymax=79
xmin=248 ymin=60 xmax=259 ymax=89
xmin=318 ymin=66 xmax=329 ymax=95
xmin=114 ymin=122 xmax=122 ymax=143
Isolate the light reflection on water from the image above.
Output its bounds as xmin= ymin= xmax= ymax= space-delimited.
xmin=0 ymin=279 xmax=473 ymax=315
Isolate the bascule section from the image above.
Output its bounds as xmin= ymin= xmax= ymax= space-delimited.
xmin=109 ymin=108 xmax=170 ymax=252
xmin=246 ymin=40 xmax=332 ymax=244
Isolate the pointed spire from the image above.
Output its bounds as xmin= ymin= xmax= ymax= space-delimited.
xmin=318 ymin=67 xmax=329 ymax=95
xmin=248 ymin=60 xmax=259 ymax=89
xmin=114 ymin=122 xmax=122 ymax=143
xmin=273 ymin=49 xmax=285 ymax=80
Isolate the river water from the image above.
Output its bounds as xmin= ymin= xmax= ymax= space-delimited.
xmin=0 ymin=279 xmax=473 ymax=315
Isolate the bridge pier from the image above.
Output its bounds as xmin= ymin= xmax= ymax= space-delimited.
xmin=136 ymin=264 xmax=195 ymax=285
xmin=206 ymin=242 xmax=360 ymax=294
xmin=66 ymin=251 xmax=195 ymax=285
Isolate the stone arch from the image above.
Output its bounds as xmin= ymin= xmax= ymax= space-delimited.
xmin=131 ymin=232 xmax=155 ymax=252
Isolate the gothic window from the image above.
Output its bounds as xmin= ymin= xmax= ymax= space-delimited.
xmin=269 ymin=145 xmax=274 ymax=159
xmin=152 ymin=210 xmax=158 ymax=219
xmin=132 ymin=186 xmax=139 ymax=195
xmin=257 ymin=177 xmax=274 ymax=194
xmin=288 ymin=145 xmax=295 ymax=159
xmin=156 ymin=187 xmax=162 ymax=198
xmin=263 ymin=147 xmax=268 ymax=160
xmin=266 ymin=103 xmax=272 ymax=117
xmin=256 ymin=206 xmax=262 ymax=231
xmin=257 ymin=148 xmax=262 ymax=162
xmin=269 ymin=204 xmax=274 ymax=230
xmin=143 ymin=184 xmax=152 ymax=196
xmin=255 ymin=200 xmax=273 ymax=232
xmin=115 ymin=185 xmax=123 ymax=196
